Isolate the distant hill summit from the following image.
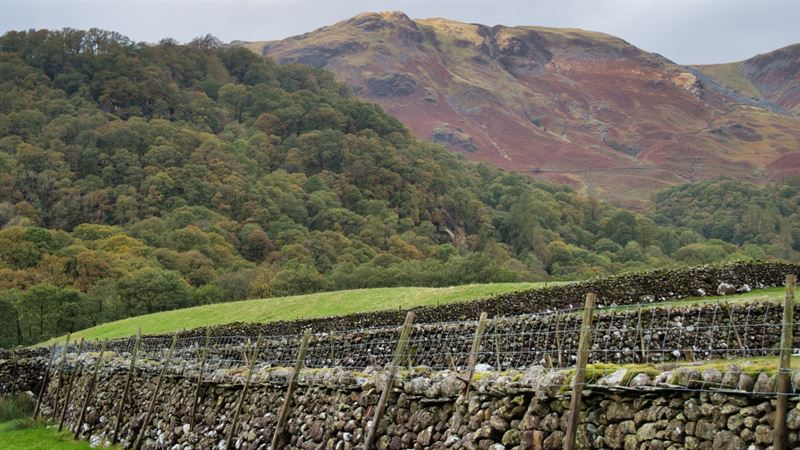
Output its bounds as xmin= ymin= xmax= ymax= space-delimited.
xmin=695 ymin=43 xmax=800 ymax=116
xmin=240 ymin=12 xmax=800 ymax=207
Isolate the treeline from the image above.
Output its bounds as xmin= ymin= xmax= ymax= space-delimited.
xmin=0 ymin=29 xmax=792 ymax=346
xmin=650 ymin=177 xmax=800 ymax=262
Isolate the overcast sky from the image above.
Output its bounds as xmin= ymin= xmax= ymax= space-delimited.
xmin=1 ymin=0 xmax=798 ymax=64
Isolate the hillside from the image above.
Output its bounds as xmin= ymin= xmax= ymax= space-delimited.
xmin=244 ymin=12 xmax=800 ymax=206
xmin=2 ymin=28 xmax=756 ymax=348
xmin=38 ymin=282 xmax=543 ymax=343
xmin=695 ymin=44 xmax=800 ymax=116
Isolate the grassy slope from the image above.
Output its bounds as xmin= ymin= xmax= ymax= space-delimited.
xmin=42 ymin=284 xmax=787 ymax=346
xmin=41 ymin=282 xmax=549 ymax=344
xmin=0 ymin=421 xmax=107 ymax=450
xmin=694 ymin=62 xmax=761 ymax=98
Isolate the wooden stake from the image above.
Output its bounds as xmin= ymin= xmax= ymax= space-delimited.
xmin=49 ymin=333 xmax=70 ymax=418
xmin=225 ymin=335 xmax=263 ymax=450
xmin=111 ymin=331 xmax=141 ymax=445
xmin=494 ymin=332 xmax=502 ymax=371
xmin=58 ymin=338 xmax=85 ymax=432
xmin=462 ymin=312 xmax=488 ymax=396
xmin=74 ymin=339 xmax=107 ymax=440
xmin=363 ymin=312 xmax=415 ymax=450
xmin=728 ymin=309 xmax=745 ymax=354
xmin=132 ymin=333 xmax=178 ymax=450
xmin=270 ymin=329 xmax=312 ymax=449
xmin=774 ymin=274 xmax=795 ymax=450
xmin=328 ymin=331 xmax=337 ymax=363
xmin=555 ymin=311 xmax=562 ymax=367
xmin=33 ymin=344 xmax=57 ymax=419
xmin=190 ymin=329 xmax=212 ymax=430
xmin=636 ymin=303 xmax=646 ymax=362
xmin=565 ymin=293 xmax=596 ymax=450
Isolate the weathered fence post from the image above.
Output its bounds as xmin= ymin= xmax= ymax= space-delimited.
xmin=49 ymin=333 xmax=71 ymax=417
xmin=494 ymin=332 xmax=502 ymax=371
xmin=74 ymin=339 xmax=107 ymax=439
xmin=363 ymin=311 xmax=415 ymax=450
xmin=132 ymin=333 xmax=178 ymax=450
xmin=33 ymin=343 xmax=57 ymax=419
xmin=225 ymin=335 xmax=263 ymax=450
xmin=270 ymin=329 xmax=313 ymax=449
xmin=58 ymin=337 xmax=85 ymax=432
xmin=564 ymin=293 xmax=596 ymax=450
xmin=555 ymin=310 xmax=562 ymax=367
xmin=111 ymin=330 xmax=141 ymax=445
xmin=728 ymin=309 xmax=745 ymax=353
xmin=462 ymin=312 xmax=488 ymax=396
xmin=190 ymin=329 xmax=212 ymax=430
xmin=774 ymin=274 xmax=795 ymax=450
xmin=636 ymin=303 xmax=646 ymax=361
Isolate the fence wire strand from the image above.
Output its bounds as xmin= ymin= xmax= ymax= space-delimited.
xmin=49 ymin=300 xmax=800 ymax=393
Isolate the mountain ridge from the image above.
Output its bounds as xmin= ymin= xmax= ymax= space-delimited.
xmin=238 ymin=12 xmax=800 ymax=207
xmin=694 ymin=43 xmax=800 ymax=115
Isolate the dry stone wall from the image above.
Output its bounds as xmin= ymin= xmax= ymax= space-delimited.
xmin=167 ymin=261 xmax=799 ymax=340
xmin=0 ymin=354 xmax=47 ymax=395
xmin=30 ymin=361 xmax=800 ymax=450
xmin=111 ymin=301 xmax=800 ymax=373
xmin=3 ymin=261 xmax=800 ymax=449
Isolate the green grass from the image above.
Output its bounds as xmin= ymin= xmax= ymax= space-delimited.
xmin=40 ymin=282 xmax=551 ymax=345
xmin=0 ymin=420 xmax=110 ymax=449
xmin=39 ymin=284 xmax=786 ymax=347
xmin=0 ymin=394 xmax=34 ymax=422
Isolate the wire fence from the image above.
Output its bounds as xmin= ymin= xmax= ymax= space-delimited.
xmin=47 ymin=296 xmax=800 ymax=394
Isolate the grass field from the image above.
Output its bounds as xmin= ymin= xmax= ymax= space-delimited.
xmin=40 ymin=284 xmax=788 ymax=346
xmin=40 ymin=282 xmax=552 ymax=345
xmin=0 ymin=420 xmax=110 ymax=449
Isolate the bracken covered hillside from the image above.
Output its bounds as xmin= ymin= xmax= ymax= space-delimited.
xmin=245 ymin=12 xmax=800 ymax=206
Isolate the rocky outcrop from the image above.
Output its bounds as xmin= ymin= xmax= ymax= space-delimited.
xmin=366 ymin=73 xmax=418 ymax=97
xmin=430 ymin=125 xmax=477 ymax=152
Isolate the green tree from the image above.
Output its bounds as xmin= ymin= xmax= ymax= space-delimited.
xmin=116 ymin=268 xmax=191 ymax=315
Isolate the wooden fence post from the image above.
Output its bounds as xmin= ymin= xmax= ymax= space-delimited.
xmin=225 ymin=335 xmax=263 ymax=450
xmin=555 ymin=311 xmax=562 ymax=367
xmin=774 ymin=274 xmax=795 ymax=450
xmin=636 ymin=303 xmax=646 ymax=362
xmin=270 ymin=329 xmax=313 ymax=449
xmin=58 ymin=337 xmax=85 ymax=432
xmin=132 ymin=333 xmax=178 ymax=450
xmin=48 ymin=333 xmax=70 ymax=418
xmin=74 ymin=339 xmax=107 ymax=439
xmin=363 ymin=312 xmax=415 ymax=450
xmin=33 ymin=344 xmax=57 ymax=419
xmin=190 ymin=329 xmax=212 ymax=430
xmin=462 ymin=312 xmax=488 ymax=396
xmin=564 ymin=293 xmax=596 ymax=450
xmin=111 ymin=330 xmax=141 ymax=445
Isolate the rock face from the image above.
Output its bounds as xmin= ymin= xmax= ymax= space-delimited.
xmin=242 ymin=12 xmax=800 ymax=207
xmin=23 ymin=361 xmax=800 ymax=450
xmin=366 ymin=72 xmax=417 ymax=97
xmin=430 ymin=124 xmax=478 ymax=152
